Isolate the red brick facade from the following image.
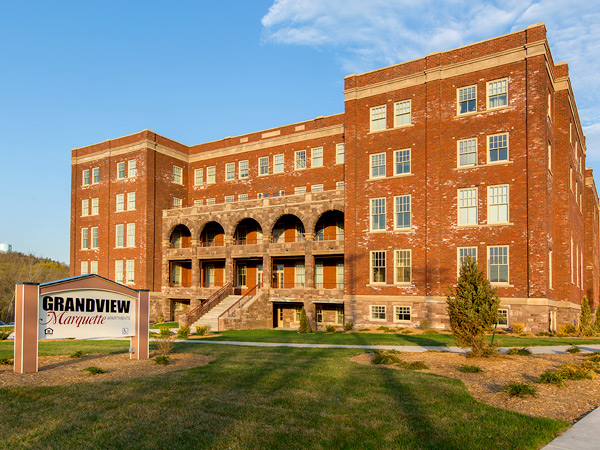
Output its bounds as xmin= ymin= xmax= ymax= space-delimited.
xmin=70 ymin=24 xmax=599 ymax=332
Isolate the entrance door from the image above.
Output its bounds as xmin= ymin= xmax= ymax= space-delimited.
xmin=275 ymin=264 xmax=284 ymax=288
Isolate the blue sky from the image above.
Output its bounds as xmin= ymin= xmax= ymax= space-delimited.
xmin=1 ymin=0 xmax=598 ymax=264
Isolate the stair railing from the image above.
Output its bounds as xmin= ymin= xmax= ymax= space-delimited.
xmin=219 ymin=284 xmax=260 ymax=320
xmin=185 ymin=282 xmax=233 ymax=326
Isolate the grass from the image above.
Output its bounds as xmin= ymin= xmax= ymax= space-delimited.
xmin=149 ymin=321 xmax=178 ymax=329
xmin=0 ymin=341 xmax=567 ymax=449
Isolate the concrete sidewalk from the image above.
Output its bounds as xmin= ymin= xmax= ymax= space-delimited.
xmin=542 ymin=406 xmax=600 ymax=450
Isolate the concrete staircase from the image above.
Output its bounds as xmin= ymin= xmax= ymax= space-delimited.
xmin=191 ymin=294 xmax=242 ymax=331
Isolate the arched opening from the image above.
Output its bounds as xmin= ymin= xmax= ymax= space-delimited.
xmin=234 ymin=218 xmax=263 ymax=245
xmin=315 ymin=210 xmax=344 ymax=241
xmin=200 ymin=222 xmax=225 ymax=247
xmin=271 ymin=215 xmax=305 ymax=243
xmin=170 ymin=225 xmax=192 ymax=248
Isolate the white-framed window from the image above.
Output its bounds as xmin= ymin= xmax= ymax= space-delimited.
xmin=370 ymin=153 xmax=386 ymax=178
xmin=91 ymin=198 xmax=99 ymax=215
xmin=173 ymin=197 xmax=182 ymax=209
xmin=238 ymin=193 xmax=248 ymax=201
xmin=549 ymin=249 xmax=553 ymax=290
xmin=82 ymin=169 xmax=90 ymax=186
xmin=295 ymin=150 xmax=306 ymax=170
xmin=295 ymin=263 xmax=305 ymax=287
xmin=458 ymin=85 xmax=477 ymax=115
xmin=497 ymin=308 xmax=509 ymax=326
xmin=312 ymin=184 xmax=323 ymax=192
xmin=488 ymin=246 xmax=509 ymax=284
xmin=394 ymin=149 xmax=411 ymax=175
xmin=370 ymin=305 xmax=386 ymax=320
xmin=394 ymin=195 xmax=411 ymax=230
xmin=488 ymin=185 xmax=509 ymax=224
xmin=173 ymin=166 xmax=183 ymax=184
xmin=547 ymin=92 xmax=552 ymax=119
xmin=370 ymin=198 xmax=386 ymax=231
xmin=295 ymin=186 xmax=306 ymax=195
xmin=81 ymin=261 xmax=88 ymax=275
xmin=337 ymin=262 xmax=344 ymax=287
xmin=92 ymin=167 xmax=100 ymax=184
xmin=90 ymin=261 xmax=98 ymax=274
xmin=487 ymin=79 xmax=508 ymax=109
xmin=91 ymin=227 xmax=98 ymax=249
xmin=127 ymin=223 xmax=135 ymax=247
xmin=116 ymin=224 xmax=124 ymax=248
xmin=116 ymin=194 xmax=125 ymax=212
xmin=127 ymin=192 xmax=135 ymax=210
xmin=394 ymin=100 xmax=411 ymax=127
xmin=194 ymin=168 xmax=203 ymax=185
xmin=225 ymin=195 xmax=234 ymax=203
xmin=81 ymin=228 xmax=89 ymax=249
xmin=128 ymin=160 xmax=137 ymax=177
xmin=311 ymin=147 xmax=323 ymax=167
xmin=458 ymin=188 xmax=477 ymax=225
xmin=571 ymin=237 xmax=574 ymax=284
xmin=394 ymin=250 xmax=411 ymax=284
xmin=194 ymin=199 xmax=203 ymax=206
xmin=457 ymin=247 xmax=478 ymax=273
xmin=371 ymin=251 xmax=386 ymax=283
xmin=207 ymin=198 xmax=215 ymax=205
xmin=458 ymin=138 xmax=477 ymax=167
xmin=274 ymin=154 xmax=284 ymax=173
xmin=115 ymin=260 xmax=124 ymax=283
xmin=488 ymin=133 xmax=508 ymax=163
xmin=225 ymin=162 xmax=235 ymax=180
xmin=259 ymin=157 xmax=269 ymax=175
xmin=126 ymin=260 xmax=135 ymax=284
xmin=117 ymin=162 xmax=126 ymax=180
xmin=336 ymin=143 xmax=345 ymax=164
xmin=207 ymin=166 xmax=216 ymax=184
xmin=548 ymin=144 xmax=552 ymax=171
xmin=82 ymin=199 xmax=89 ymax=216
xmin=395 ymin=306 xmax=411 ymax=322
xmin=336 ymin=181 xmax=345 ymax=190
xmin=236 ymin=264 xmax=247 ymax=287
xmin=370 ymin=105 xmax=386 ymax=131
xmin=239 ymin=160 xmax=249 ymax=178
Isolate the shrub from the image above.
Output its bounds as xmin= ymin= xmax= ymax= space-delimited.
xmin=536 ymin=331 xmax=553 ymax=337
xmin=377 ymin=326 xmax=392 ymax=332
xmin=566 ymin=345 xmax=581 ymax=354
xmin=298 ymin=307 xmax=312 ymax=334
xmin=343 ymin=322 xmax=354 ymax=331
xmin=156 ymin=316 xmax=164 ymax=323
xmin=70 ymin=350 xmax=85 ymax=359
xmin=446 ymin=257 xmax=500 ymax=357
xmin=595 ymin=307 xmax=600 ymax=335
xmin=325 ymin=325 xmax=336 ymax=333
xmin=457 ymin=364 xmax=483 ymax=373
xmin=177 ymin=325 xmax=190 ymax=339
xmin=419 ymin=320 xmax=431 ymax=330
xmin=558 ymin=324 xmax=578 ymax=336
xmin=154 ymin=355 xmax=170 ymax=365
xmin=400 ymin=329 xmax=413 ymax=334
xmin=156 ymin=334 xmax=174 ymax=356
xmin=579 ymin=296 xmax=595 ymax=336
xmin=159 ymin=325 xmax=172 ymax=338
xmin=585 ymin=353 xmax=600 ymax=363
xmin=195 ymin=325 xmax=209 ymax=336
xmin=536 ymin=371 xmax=564 ymax=386
xmin=84 ymin=366 xmax=105 ymax=375
xmin=557 ymin=364 xmax=596 ymax=380
xmin=0 ymin=357 xmax=13 ymax=365
xmin=581 ymin=361 xmax=600 ymax=374
xmin=503 ymin=382 xmax=537 ymax=398
xmin=404 ymin=361 xmax=429 ymax=370
xmin=507 ymin=347 xmax=532 ymax=356
xmin=357 ymin=328 xmax=371 ymax=332
xmin=511 ymin=323 xmax=525 ymax=334
xmin=422 ymin=329 xmax=439 ymax=335
xmin=372 ymin=350 xmax=403 ymax=365
xmin=0 ymin=330 xmax=11 ymax=340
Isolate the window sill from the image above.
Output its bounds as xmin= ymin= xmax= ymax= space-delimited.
xmin=392 ymin=123 xmax=414 ymax=130
xmin=394 ymin=283 xmax=414 ymax=287
xmin=456 ymin=223 xmax=514 ymax=229
xmin=490 ymin=283 xmax=513 ymax=288
xmin=367 ymin=129 xmax=388 ymax=135
xmin=391 ymin=172 xmax=414 ymax=179
xmin=454 ymin=160 xmax=513 ymax=170
xmin=368 ymin=175 xmax=387 ymax=181
xmin=393 ymin=227 xmax=412 ymax=233
xmin=485 ymin=105 xmax=510 ymax=113
xmin=368 ymin=283 xmax=388 ymax=287
xmin=369 ymin=317 xmax=387 ymax=321
xmin=368 ymin=229 xmax=388 ymax=234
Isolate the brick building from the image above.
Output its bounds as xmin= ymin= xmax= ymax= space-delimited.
xmin=71 ymin=23 xmax=599 ymax=332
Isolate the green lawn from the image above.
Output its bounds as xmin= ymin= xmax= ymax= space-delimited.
xmin=149 ymin=321 xmax=178 ymax=329
xmin=0 ymin=341 xmax=566 ymax=449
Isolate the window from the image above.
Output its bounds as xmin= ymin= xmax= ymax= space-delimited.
xmin=458 ymin=247 xmax=478 ymax=273
xmin=497 ymin=308 xmax=509 ymax=326
xmin=458 ymin=85 xmax=476 ymax=114
xmin=173 ymin=198 xmax=182 ymax=209
xmin=547 ymin=93 xmax=552 ymax=119
xmin=225 ymin=162 xmax=235 ymax=180
xmin=570 ymin=167 xmax=573 ymax=191
xmin=548 ymin=144 xmax=552 ymax=171
xmin=117 ymin=162 xmax=126 ymax=179
xmin=458 ymin=188 xmax=477 ymax=225
xmin=194 ymin=168 xmax=203 ymax=185
xmin=207 ymin=166 xmax=216 ymax=183
xmin=91 ymin=227 xmax=98 ymax=249
xmin=337 ymin=262 xmax=344 ymax=287
xmin=82 ymin=199 xmax=89 ymax=216
xmin=295 ymin=263 xmax=305 ymax=287
xmin=458 ymin=138 xmax=477 ymax=167
xmin=394 ymin=250 xmax=411 ymax=283
xmin=259 ymin=157 xmax=269 ymax=175
xmin=126 ymin=260 xmax=135 ymax=284
xmin=92 ymin=167 xmax=100 ymax=184
xmin=116 ymin=225 xmax=124 ymax=247
xmin=371 ymin=251 xmax=386 ymax=283
xmin=336 ymin=181 xmax=345 ymax=190
xmin=394 ymin=195 xmax=411 ymax=229
xmin=239 ymin=193 xmax=248 ymax=201
xmin=81 ymin=261 xmax=88 ymax=275
xmin=81 ymin=228 xmax=89 ymax=249
xmin=115 ymin=260 xmax=124 ymax=283
xmin=549 ymin=249 xmax=553 ymax=290
xmin=116 ymin=194 xmax=125 ymax=212
xmin=370 ymin=153 xmax=386 ymax=178
xmin=394 ymin=100 xmax=411 ymax=127
xmin=237 ymin=264 xmax=247 ymax=287
xmin=336 ymin=143 xmax=345 ymax=164
xmin=128 ymin=160 xmax=137 ymax=177
xmin=571 ymin=237 xmax=574 ymax=284
xmin=370 ymin=305 xmax=386 ymax=320
xmin=173 ymin=166 xmax=183 ymax=184
xmin=82 ymin=169 xmax=90 ymax=186
xmin=90 ymin=261 xmax=98 ymax=274
xmin=295 ymin=307 xmax=302 ymax=322
xmin=295 ymin=150 xmax=306 ymax=170
xmin=488 ymin=133 xmax=508 ymax=163
xmin=395 ymin=306 xmax=411 ymax=321
xmin=225 ymin=195 xmax=234 ymax=203
xmin=487 ymin=79 xmax=507 ymax=109
xmin=194 ymin=199 xmax=203 ymax=206
xmin=311 ymin=147 xmax=323 ymax=167
xmin=91 ymin=198 xmax=99 ymax=215
xmin=295 ymin=186 xmax=306 ymax=195
xmin=207 ymin=198 xmax=215 ymax=205
xmin=239 ymin=160 xmax=249 ymax=178
xmin=370 ymin=198 xmax=386 ymax=231
xmin=394 ymin=149 xmax=411 ymax=175
xmin=127 ymin=192 xmax=135 ymax=210
xmin=488 ymin=185 xmax=509 ymax=224
xmin=274 ymin=154 xmax=284 ymax=173
xmin=370 ymin=105 xmax=386 ymax=131
xmin=312 ymin=184 xmax=323 ymax=192
xmin=127 ymin=223 xmax=135 ymax=247
xmin=488 ymin=246 xmax=509 ymax=284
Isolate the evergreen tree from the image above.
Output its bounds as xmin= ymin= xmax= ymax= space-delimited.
xmin=579 ymin=296 xmax=595 ymax=336
xmin=298 ymin=307 xmax=312 ymax=334
xmin=446 ymin=257 xmax=500 ymax=356
xmin=595 ymin=306 xmax=600 ymax=335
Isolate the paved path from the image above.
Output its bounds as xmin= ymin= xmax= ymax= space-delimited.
xmin=542 ymin=406 xmax=600 ymax=450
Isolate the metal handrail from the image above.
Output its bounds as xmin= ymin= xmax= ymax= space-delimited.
xmin=219 ymin=284 xmax=260 ymax=319
xmin=185 ymin=282 xmax=233 ymax=325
